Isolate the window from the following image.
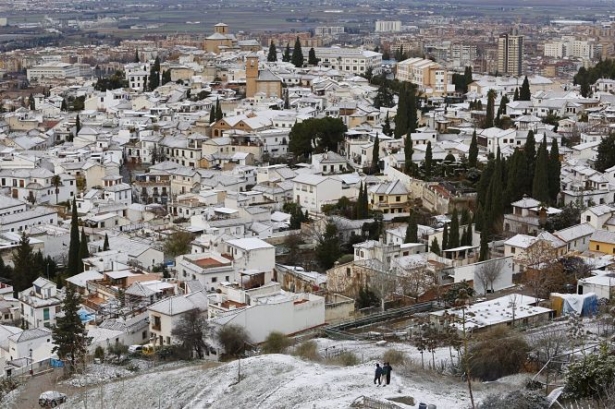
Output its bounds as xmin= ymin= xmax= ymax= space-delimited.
xmin=211 ymin=277 xmax=218 ymax=283
xmin=511 ymin=247 xmax=515 ymax=254
xmin=346 ymin=268 xmax=351 ymax=277
xmin=43 ymin=308 xmax=50 ymax=321
xmin=586 ymin=216 xmax=591 ymax=222
xmin=396 ymin=196 xmax=401 ymax=202
xmin=596 ymin=244 xmax=600 ymax=251
xmin=142 ymin=330 xmax=148 ymax=340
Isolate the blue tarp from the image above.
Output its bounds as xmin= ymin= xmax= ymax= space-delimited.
xmin=77 ymin=308 xmax=96 ymax=324
xmin=556 ymin=293 xmax=599 ymax=317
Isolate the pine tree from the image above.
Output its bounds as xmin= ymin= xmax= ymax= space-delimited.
xmin=430 ymin=237 xmax=441 ymax=256
xmin=67 ymin=197 xmax=81 ymax=277
xmin=532 ymin=138 xmax=550 ymax=204
xmin=382 ymin=112 xmax=392 ymax=136
xmin=405 ymin=213 xmax=418 ymax=243
xmin=513 ymin=87 xmax=519 ymax=101
xmin=52 ymin=285 xmax=87 ymax=373
xmin=404 ymin=133 xmax=413 ymax=175
xmin=308 ymin=48 xmax=319 ymax=65
xmin=291 ymin=37 xmax=304 ymax=68
xmin=394 ymin=87 xmax=408 ymax=139
xmin=442 ymin=224 xmax=449 ymax=250
xmin=282 ymin=43 xmax=291 ymax=62
xmin=215 ymin=98 xmax=223 ymax=121
xmin=371 ymin=135 xmax=380 ymax=174
xmin=548 ymin=139 xmax=561 ymax=204
xmin=519 ymin=76 xmax=531 ymax=101
xmin=79 ymin=228 xmax=89 ymax=272
xmin=267 ymin=41 xmax=277 ymax=62
xmin=469 ymin=129 xmax=478 ymax=168
xmin=424 ymin=141 xmax=433 ymax=180
xmin=12 ymin=231 xmax=37 ymax=293
xmin=449 ymin=208 xmax=460 ymax=249
xmin=103 ymin=233 xmax=110 ymax=251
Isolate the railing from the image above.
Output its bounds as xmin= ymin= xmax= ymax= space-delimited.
xmin=323 ymin=302 xmax=434 ymax=340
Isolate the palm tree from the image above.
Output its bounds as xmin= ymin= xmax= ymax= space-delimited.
xmin=51 ymin=175 xmax=62 ymax=204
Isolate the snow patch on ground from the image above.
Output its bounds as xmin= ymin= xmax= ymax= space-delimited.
xmin=58 ymin=339 xmax=499 ymax=409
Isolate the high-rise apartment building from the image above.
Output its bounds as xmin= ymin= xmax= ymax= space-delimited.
xmin=375 ymin=20 xmax=402 ymax=33
xmin=497 ymin=33 xmax=524 ymax=76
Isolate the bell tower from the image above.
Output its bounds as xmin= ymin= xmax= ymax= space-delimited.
xmin=246 ymin=55 xmax=259 ymax=98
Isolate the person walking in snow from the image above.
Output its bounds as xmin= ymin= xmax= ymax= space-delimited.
xmin=374 ymin=363 xmax=383 ymax=386
xmin=382 ymin=362 xmax=392 ymax=385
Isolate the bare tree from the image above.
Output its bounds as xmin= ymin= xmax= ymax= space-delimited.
xmin=370 ymin=270 xmax=398 ymax=312
xmin=519 ymin=240 xmax=565 ymax=301
xmin=475 ymin=258 xmax=504 ymax=295
xmin=398 ymin=264 xmax=436 ymax=303
xmin=171 ymin=309 xmax=209 ymax=359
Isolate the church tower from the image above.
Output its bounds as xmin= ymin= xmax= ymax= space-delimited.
xmin=246 ymin=55 xmax=259 ymax=98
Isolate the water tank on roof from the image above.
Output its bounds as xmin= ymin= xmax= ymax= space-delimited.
xmin=418 ymin=404 xmax=427 ymax=409
xmin=428 ymin=405 xmax=436 ymax=409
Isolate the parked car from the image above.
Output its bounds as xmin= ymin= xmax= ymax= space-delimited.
xmin=128 ymin=345 xmax=143 ymax=353
xmin=39 ymin=390 xmax=67 ymax=407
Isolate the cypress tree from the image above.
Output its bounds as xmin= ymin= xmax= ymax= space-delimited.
xmin=424 ymin=141 xmax=433 ymax=180
xmin=519 ymin=76 xmax=531 ymax=101
xmin=61 ymin=99 xmax=67 ymax=112
xmin=67 ymin=197 xmax=80 ymax=277
xmin=291 ymin=37 xmax=304 ymax=68
xmin=548 ymin=139 xmax=561 ymax=204
xmin=103 ymin=233 xmax=110 ymax=251
xmin=513 ymin=87 xmax=519 ymax=101
xmin=382 ymin=112 xmax=392 ymax=136
xmin=215 ymin=99 xmax=223 ymax=121
xmin=468 ymin=129 xmax=478 ymax=168
xmin=442 ymin=224 xmax=449 ymax=251
xmin=209 ymin=105 xmax=215 ymax=123
xmin=135 ymin=49 xmax=140 ymax=63
xmin=449 ymin=208 xmax=460 ymax=249
xmin=532 ymin=138 xmax=550 ymax=204
xmin=12 ymin=232 xmax=37 ymax=294
xmin=308 ymin=48 xmax=319 ymax=66
xmin=79 ymin=228 xmax=89 ymax=272
xmin=282 ymin=43 xmax=291 ymax=62
xmin=479 ymin=228 xmax=490 ymax=261
xmin=484 ymin=151 xmax=504 ymax=234
xmin=267 ymin=41 xmax=277 ymax=62
xmin=405 ymin=213 xmax=418 ymax=243
xmin=371 ymin=135 xmax=380 ymax=174
xmin=407 ymin=86 xmax=418 ymax=135
xmin=29 ymin=93 xmax=35 ymax=110
xmin=404 ymin=133 xmax=413 ymax=175
xmin=525 ymin=130 xmax=536 ymax=194
xmin=461 ymin=227 xmax=468 ymax=246
xmin=75 ymin=114 xmax=81 ymax=135
xmin=430 ymin=237 xmax=441 ymax=256
xmin=466 ymin=219 xmax=473 ymax=246
xmin=148 ymin=56 xmax=161 ymax=91
xmin=394 ymin=87 xmax=408 ymax=139
xmin=484 ymin=89 xmax=496 ymax=128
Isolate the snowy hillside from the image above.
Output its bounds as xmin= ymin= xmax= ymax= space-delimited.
xmin=56 ymin=339 xmax=527 ymax=409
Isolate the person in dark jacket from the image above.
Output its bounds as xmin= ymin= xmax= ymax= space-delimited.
xmin=382 ymin=362 xmax=392 ymax=385
xmin=374 ymin=363 xmax=383 ymax=385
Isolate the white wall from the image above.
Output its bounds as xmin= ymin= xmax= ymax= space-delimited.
xmin=215 ymin=294 xmax=325 ymax=344
xmin=450 ymin=256 xmax=514 ymax=295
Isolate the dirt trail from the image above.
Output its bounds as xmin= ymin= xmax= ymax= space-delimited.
xmin=9 ymin=369 xmax=79 ymax=409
